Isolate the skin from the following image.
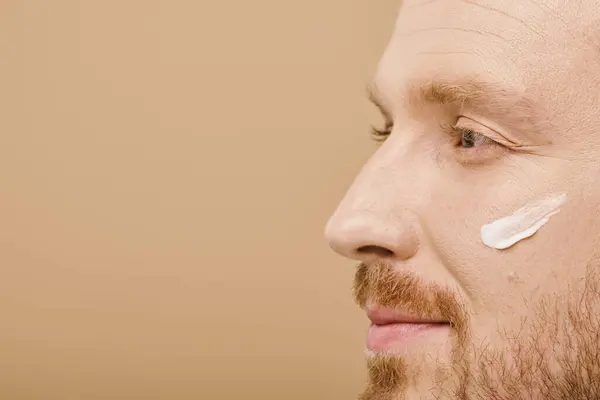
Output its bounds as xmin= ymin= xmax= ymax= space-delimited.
xmin=325 ymin=0 xmax=600 ymax=399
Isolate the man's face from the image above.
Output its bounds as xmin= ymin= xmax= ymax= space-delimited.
xmin=325 ymin=1 xmax=600 ymax=399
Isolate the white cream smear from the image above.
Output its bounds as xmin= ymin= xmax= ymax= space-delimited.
xmin=480 ymin=193 xmax=567 ymax=250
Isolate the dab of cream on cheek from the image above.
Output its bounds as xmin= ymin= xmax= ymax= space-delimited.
xmin=480 ymin=193 xmax=567 ymax=250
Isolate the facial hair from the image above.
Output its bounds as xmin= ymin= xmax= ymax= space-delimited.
xmin=353 ymin=261 xmax=600 ymax=400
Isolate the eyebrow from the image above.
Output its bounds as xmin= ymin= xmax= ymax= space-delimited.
xmin=367 ymin=76 xmax=554 ymax=134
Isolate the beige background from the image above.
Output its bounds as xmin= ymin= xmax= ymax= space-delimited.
xmin=0 ymin=1 xmax=399 ymax=399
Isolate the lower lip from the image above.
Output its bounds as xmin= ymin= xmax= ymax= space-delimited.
xmin=366 ymin=323 xmax=450 ymax=351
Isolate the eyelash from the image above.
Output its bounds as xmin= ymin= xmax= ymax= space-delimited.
xmin=370 ymin=123 xmax=393 ymax=142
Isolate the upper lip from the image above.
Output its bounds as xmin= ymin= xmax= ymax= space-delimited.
xmin=366 ymin=307 xmax=448 ymax=326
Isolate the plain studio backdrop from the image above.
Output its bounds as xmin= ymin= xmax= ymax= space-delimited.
xmin=0 ymin=1 xmax=399 ymax=399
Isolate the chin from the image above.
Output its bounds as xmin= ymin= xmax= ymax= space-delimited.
xmin=359 ymin=350 xmax=456 ymax=400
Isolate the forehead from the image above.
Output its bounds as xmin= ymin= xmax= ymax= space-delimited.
xmin=376 ymin=0 xmax=600 ymax=109
xmin=397 ymin=0 xmax=600 ymax=31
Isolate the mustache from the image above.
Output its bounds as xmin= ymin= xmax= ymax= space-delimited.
xmin=353 ymin=260 xmax=467 ymax=331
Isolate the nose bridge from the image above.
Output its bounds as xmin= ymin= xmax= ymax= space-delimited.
xmin=349 ymin=135 xmax=428 ymax=213
xmin=325 ymin=134 xmax=432 ymax=262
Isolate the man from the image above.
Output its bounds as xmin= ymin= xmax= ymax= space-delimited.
xmin=325 ymin=1 xmax=600 ymax=399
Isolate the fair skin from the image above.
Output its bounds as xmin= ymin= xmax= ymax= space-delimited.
xmin=325 ymin=1 xmax=600 ymax=399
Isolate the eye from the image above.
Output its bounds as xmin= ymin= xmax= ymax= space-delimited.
xmin=446 ymin=122 xmax=508 ymax=164
xmin=372 ymin=124 xmax=498 ymax=148
xmin=459 ymin=128 xmax=493 ymax=148
xmin=369 ymin=118 xmax=508 ymax=164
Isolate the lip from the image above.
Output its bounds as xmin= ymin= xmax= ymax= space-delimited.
xmin=366 ymin=307 xmax=446 ymax=325
xmin=366 ymin=307 xmax=450 ymax=352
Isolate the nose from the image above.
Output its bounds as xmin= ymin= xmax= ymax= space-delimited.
xmin=325 ymin=208 xmax=420 ymax=263
xmin=325 ymin=126 xmax=427 ymax=263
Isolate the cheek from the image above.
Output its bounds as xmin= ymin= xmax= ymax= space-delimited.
xmin=420 ymin=175 xmax=566 ymax=312
xmin=522 ymin=197 xmax=600 ymax=286
xmin=419 ymin=181 xmax=503 ymax=298
xmin=418 ymin=148 xmax=600 ymax=313
xmin=471 ymin=204 xmax=600 ymax=342
xmin=425 ymin=187 xmax=600 ymax=321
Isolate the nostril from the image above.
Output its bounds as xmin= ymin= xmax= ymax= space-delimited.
xmin=357 ymin=245 xmax=394 ymax=258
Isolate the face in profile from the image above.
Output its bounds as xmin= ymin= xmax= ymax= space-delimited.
xmin=325 ymin=1 xmax=600 ymax=399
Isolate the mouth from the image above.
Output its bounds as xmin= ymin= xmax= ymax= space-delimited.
xmin=366 ymin=307 xmax=451 ymax=352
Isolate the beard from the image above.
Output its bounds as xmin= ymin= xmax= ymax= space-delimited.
xmin=354 ymin=261 xmax=600 ymax=400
